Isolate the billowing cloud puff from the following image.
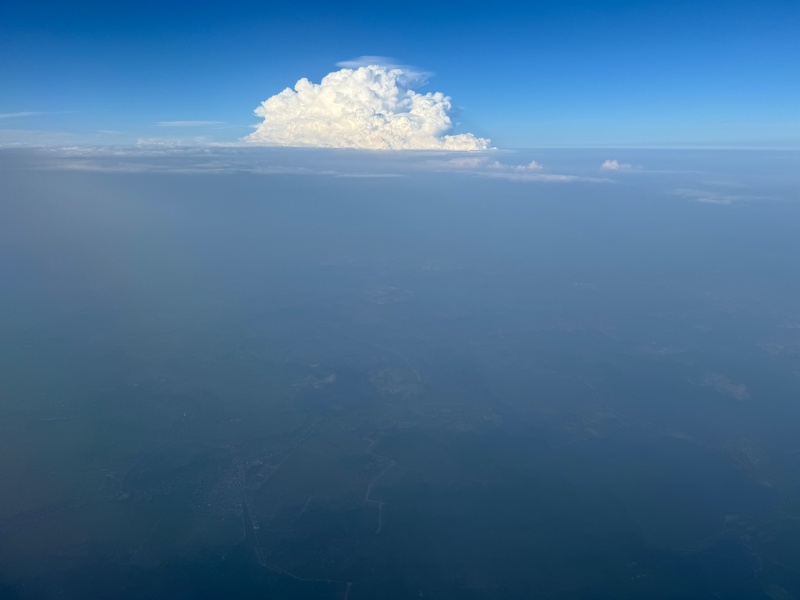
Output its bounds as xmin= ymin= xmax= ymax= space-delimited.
xmin=244 ymin=65 xmax=490 ymax=151
xmin=601 ymin=159 xmax=632 ymax=170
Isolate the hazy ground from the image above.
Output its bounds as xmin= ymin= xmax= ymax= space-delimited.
xmin=1 ymin=147 xmax=799 ymax=599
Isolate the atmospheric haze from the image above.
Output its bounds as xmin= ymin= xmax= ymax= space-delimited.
xmin=1 ymin=146 xmax=800 ymax=600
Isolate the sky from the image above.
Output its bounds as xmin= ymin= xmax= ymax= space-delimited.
xmin=1 ymin=0 xmax=798 ymax=148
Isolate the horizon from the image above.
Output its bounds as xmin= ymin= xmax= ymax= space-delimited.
xmin=2 ymin=0 xmax=798 ymax=149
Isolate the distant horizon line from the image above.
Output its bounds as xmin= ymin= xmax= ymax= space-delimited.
xmin=1 ymin=142 xmax=799 ymax=152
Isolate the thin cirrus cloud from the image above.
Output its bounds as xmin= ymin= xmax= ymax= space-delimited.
xmin=244 ymin=62 xmax=490 ymax=151
xmin=433 ymin=156 xmax=607 ymax=183
xmin=336 ymin=56 xmax=409 ymax=70
xmin=0 ymin=111 xmax=51 ymax=119
xmin=438 ymin=157 xmax=544 ymax=171
xmin=157 ymin=121 xmax=226 ymax=127
xmin=671 ymin=188 xmax=746 ymax=205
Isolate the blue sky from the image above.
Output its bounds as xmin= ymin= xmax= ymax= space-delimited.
xmin=1 ymin=0 xmax=798 ymax=148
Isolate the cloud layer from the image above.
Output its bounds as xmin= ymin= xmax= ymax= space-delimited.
xmin=244 ymin=65 xmax=490 ymax=151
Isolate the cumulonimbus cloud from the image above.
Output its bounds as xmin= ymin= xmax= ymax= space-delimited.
xmin=244 ymin=64 xmax=490 ymax=151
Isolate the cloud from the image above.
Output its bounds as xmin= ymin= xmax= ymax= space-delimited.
xmin=136 ymin=136 xmax=213 ymax=147
xmin=703 ymin=373 xmax=750 ymax=401
xmin=520 ymin=160 xmax=543 ymax=171
xmin=431 ymin=155 xmax=606 ymax=182
xmin=671 ymin=188 xmax=745 ymax=205
xmin=157 ymin=121 xmax=226 ymax=127
xmin=336 ymin=56 xmax=404 ymax=70
xmin=488 ymin=159 xmax=543 ymax=171
xmin=334 ymin=56 xmax=432 ymax=83
xmin=480 ymin=172 xmax=608 ymax=183
xmin=18 ymin=146 xmax=623 ymax=187
xmin=443 ymin=156 xmax=489 ymax=169
xmin=435 ymin=157 xmax=545 ymax=172
xmin=327 ymin=172 xmax=407 ymax=179
xmin=601 ymin=159 xmax=632 ymax=170
xmin=0 ymin=111 xmax=47 ymax=119
xmin=244 ymin=64 xmax=490 ymax=151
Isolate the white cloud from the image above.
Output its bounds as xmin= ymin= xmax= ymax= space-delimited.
xmin=519 ymin=160 xmax=543 ymax=171
xmin=244 ymin=64 xmax=490 ymax=151
xmin=136 ymin=136 xmax=213 ymax=147
xmin=671 ymin=188 xmax=744 ymax=205
xmin=431 ymin=155 xmax=605 ymax=182
xmin=21 ymin=146 xmax=621 ymax=185
xmin=480 ymin=172 xmax=608 ymax=183
xmin=336 ymin=56 xmax=403 ymax=70
xmin=328 ymin=172 xmax=407 ymax=179
xmin=0 ymin=111 xmax=48 ymax=119
xmin=443 ymin=156 xmax=489 ymax=169
xmin=335 ymin=56 xmax=432 ymax=84
xmin=436 ymin=158 xmax=545 ymax=172
xmin=601 ymin=159 xmax=632 ymax=170
xmin=489 ymin=159 xmax=543 ymax=171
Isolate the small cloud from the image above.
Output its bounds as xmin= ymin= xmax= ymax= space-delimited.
xmin=157 ymin=121 xmax=226 ymax=127
xmin=336 ymin=55 xmax=401 ymax=69
xmin=328 ymin=172 xmax=406 ymax=179
xmin=443 ymin=156 xmax=490 ymax=169
xmin=24 ymin=146 xmax=619 ymax=185
xmin=601 ymin=159 xmax=633 ymax=171
xmin=244 ymin=64 xmax=490 ymax=151
xmin=0 ymin=111 xmax=53 ymax=120
xmin=671 ymin=188 xmax=745 ymax=205
xmin=136 ymin=135 xmax=213 ymax=146
xmin=703 ymin=373 xmax=750 ymax=401
xmin=432 ymin=155 xmax=604 ymax=182
xmin=692 ymin=196 xmax=733 ymax=205
xmin=487 ymin=159 xmax=544 ymax=171
xmin=520 ymin=160 xmax=543 ymax=171
xmin=479 ymin=172 xmax=608 ymax=183
xmin=335 ymin=56 xmax=431 ymax=85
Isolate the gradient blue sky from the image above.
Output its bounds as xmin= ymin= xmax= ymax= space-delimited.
xmin=1 ymin=0 xmax=798 ymax=148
